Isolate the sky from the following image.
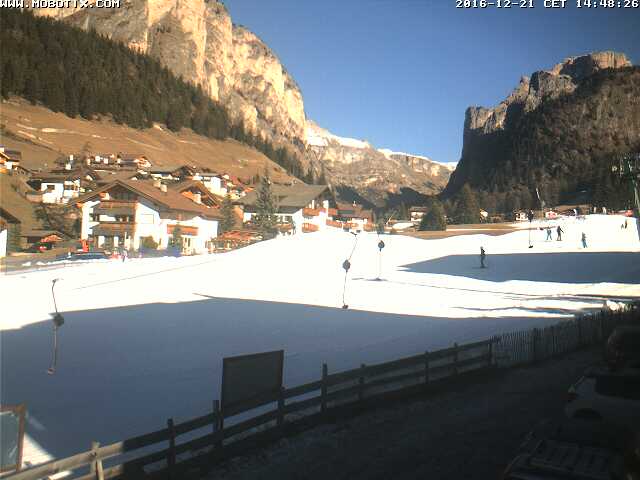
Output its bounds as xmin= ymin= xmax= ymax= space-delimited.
xmin=225 ymin=1 xmax=640 ymax=164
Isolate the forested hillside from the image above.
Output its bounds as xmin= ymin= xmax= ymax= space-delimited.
xmin=444 ymin=65 xmax=640 ymax=213
xmin=0 ymin=8 xmax=307 ymax=180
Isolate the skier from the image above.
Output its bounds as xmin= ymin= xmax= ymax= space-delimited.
xmin=625 ymin=219 xmax=628 ymax=229
xmin=480 ymin=246 xmax=486 ymax=268
xmin=581 ymin=232 xmax=587 ymax=249
xmin=546 ymin=227 xmax=552 ymax=241
xmin=556 ymin=225 xmax=564 ymax=241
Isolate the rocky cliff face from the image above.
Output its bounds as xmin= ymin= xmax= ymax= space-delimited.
xmin=34 ymin=0 xmax=306 ymax=150
xmin=446 ymin=51 xmax=634 ymax=197
xmin=306 ymin=121 xmax=451 ymax=206
xmin=464 ymin=52 xmax=631 ymax=139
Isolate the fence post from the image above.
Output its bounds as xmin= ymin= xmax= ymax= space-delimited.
xmin=531 ymin=329 xmax=538 ymax=363
xmin=577 ymin=317 xmax=583 ymax=348
xmin=277 ymin=387 xmax=285 ymax=430
xmin=488 ymin=338 xmax=494 ymax=367
xmin=90 ymin=441 xmax=103 ymax=480
xmin=212 ymin=400 xmax=222 ymax=451
xmin=167 ymin=418 xmax=176 ymax=479
xmin=424 ymin=351 xmax=430 ymax=383
xmin=599 ymin=312 xmax=604 ymax=341
xmin=321 ymin=363 xmax=328 ymax=414
xmin=358 ymin=364 xmax=366 ymax=403
xmin=453 ymin=343 xmax=459 ymax=376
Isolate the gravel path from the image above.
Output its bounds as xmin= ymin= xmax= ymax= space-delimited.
xmin=204 ymin=348 xmax=600 ymax=480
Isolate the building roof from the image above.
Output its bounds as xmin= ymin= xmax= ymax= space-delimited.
xmin=0 ymin=175 xmax=45 ymax=232
xmin=95 ymin=170 xmax=143 ymax=184
xmin=117 ymin=153 xmax=147 ymax=160
xmin=336 ymin=202 xmax=373 ymax=221
xmin=168 ymin=179 xmax=224 ymax=207
xmin=148 ymin=165 xmax=193 ymax=175
xmin=239 ymin=184 xmax=328 ymax=209
xmin=75 ymin=180 xmax=222 ymax=220
xmin=0 ymin=148 xmax=22 ymax=162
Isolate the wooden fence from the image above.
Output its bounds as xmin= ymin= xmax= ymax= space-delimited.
xmin=494 ymin=302 xmax=639 ymax=367
xmin=5 ymin=340 xmax=495 ymax=480
xmin=6 ymin=302 xmax=639 ymax=480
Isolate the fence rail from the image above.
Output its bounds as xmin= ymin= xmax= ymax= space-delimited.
xmin=6 ymin=303 xmax=639 ymax=480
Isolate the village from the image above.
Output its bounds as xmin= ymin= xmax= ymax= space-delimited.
xmin=3 ymin=145 xmax=616 ymax=268
xmin=0 ymin=146 xmax=387 ymax=264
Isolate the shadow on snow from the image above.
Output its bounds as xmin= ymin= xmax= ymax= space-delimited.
xmin=2 ymin=296 xmax=570 ymax=460
xmin=398 ymin=251 xmax=640 ymax=284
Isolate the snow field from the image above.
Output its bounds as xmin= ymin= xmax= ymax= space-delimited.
xmin=0 ymin=214 xmax=638 ymax=459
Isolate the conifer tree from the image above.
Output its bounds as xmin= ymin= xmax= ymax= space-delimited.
xmin=419 ymin=200 xmax=447 ymax=231
xmin=456 ymin=184 xmax=481 ymax=224
xmin=219 ymin=193 xmax=235 ymax=234
xmin=253 ymin=168 xmax=278 ymax=238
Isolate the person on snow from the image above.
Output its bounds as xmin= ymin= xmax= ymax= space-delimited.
xmin=480 ymin=246 xmax=487 ymax=268
xmin=581 ymin=232 xmax=588 ymax=249
xmin=556 ymin=225 xmax=564 ymax=241
xmin=546 ymin=227 xmax=552 ymax=241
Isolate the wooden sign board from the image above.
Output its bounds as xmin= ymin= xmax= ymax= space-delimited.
xmin=221 ymin=350 xmax=284 ymax=417
xmin=0 ymin=404 xmax=26 ymax=474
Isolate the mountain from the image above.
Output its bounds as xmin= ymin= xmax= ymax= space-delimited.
xmin=444 ymin=51 xmax=639 ymax=210
xmin=33 ymin=0 xmax=306 ymax=153
xmin=305 ymin=121 xmax=451 ymax=206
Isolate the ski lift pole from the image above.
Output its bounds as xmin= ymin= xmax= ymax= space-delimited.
xmin=341 ymin=232 xmax=359 ymax=309
xmin=376 ymin=238 xmax=385 ymax=280
xmin=48 ymin=279 xmax=65 ymax=375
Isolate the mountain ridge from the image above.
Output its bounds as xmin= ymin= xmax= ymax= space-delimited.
xmin=444 ymin=51 xmax=639 ymax=211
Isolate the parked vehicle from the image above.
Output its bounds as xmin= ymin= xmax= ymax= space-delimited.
xmin=503 ymin=419 xmax=633 ymax=479
xmin=605 ymin=326 xmax=640 ymax=370
xmin=565 ymin=366 xmax=640 ymax=426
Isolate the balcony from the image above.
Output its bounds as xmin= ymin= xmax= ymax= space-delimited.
xmin=91 ymin=222 xmax=135 ymax=236
xmin=93 ymin=200 xmax=137 ymax=216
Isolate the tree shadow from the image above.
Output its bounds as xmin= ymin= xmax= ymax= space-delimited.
xmin=398 ymin=252 xmax=640 ymax=284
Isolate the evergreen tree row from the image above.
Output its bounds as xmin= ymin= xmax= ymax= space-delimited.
xmin=0 ymin=8 xmax=307 ymax=181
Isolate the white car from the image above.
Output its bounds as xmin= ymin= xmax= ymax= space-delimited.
xmin=565 ymin=366 xmax=640 ymax=427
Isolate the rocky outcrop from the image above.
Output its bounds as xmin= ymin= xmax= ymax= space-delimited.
xmin=33 ymin=0 xmax=306 ymax=150
xmin=444 ymin=51 xmax=638 ymax=201
xmin=306 ymin=121 xmax=451 ymax=206
xmin=463 ymin=52 xmax=631 ymax=140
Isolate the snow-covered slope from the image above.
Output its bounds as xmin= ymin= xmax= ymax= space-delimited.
xmin=305 ymin=121 xmax=451 ymax=205
xmin=306 ymin=121 xmax=371 ymax=149
xmin=1 ymin=215 xmax=638 ymax=460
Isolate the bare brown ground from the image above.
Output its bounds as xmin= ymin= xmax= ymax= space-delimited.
xmin=0 ymin=97 xmax=295 ymax=183
xmin=403 ymin=223 xmax=523 ymax=240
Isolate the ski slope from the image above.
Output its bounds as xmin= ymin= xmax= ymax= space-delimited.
xmin=1 ymin=214 xmax=639 ymax=460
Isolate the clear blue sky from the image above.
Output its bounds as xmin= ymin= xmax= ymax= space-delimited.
xmin=225 ymin=0 xmax=639 ymax=163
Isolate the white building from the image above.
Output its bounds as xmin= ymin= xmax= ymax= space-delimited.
xmin=29 ymin=174 xmax=83 ymax=204
xmin=75 ymin=179 xmax=221 ymax=254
